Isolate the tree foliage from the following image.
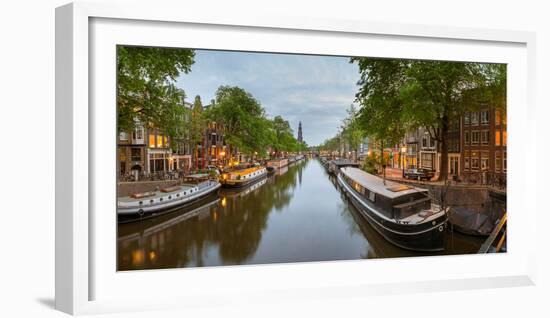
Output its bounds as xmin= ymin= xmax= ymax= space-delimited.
xmin=117 ymin=46 xmax=195 ymax=135
xmin=206 ymin=86 xmax=271 ymax=157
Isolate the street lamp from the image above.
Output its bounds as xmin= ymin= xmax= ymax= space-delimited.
xmin=401 ymin=146 xmax=407 ymax=178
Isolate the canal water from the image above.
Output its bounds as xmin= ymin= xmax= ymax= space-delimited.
xmin=118 ymin=159 xmax=484 ymax=270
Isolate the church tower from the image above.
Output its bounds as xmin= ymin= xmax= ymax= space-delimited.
xmin=297 ymin=121 xmax=303 ymax=143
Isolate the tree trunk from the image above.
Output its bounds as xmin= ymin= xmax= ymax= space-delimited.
xmin=438 ymin=117 xmax=449 ymax=182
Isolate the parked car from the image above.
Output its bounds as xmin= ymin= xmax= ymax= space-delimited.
xmin=404 ymin=167 xmax=435 ymax=181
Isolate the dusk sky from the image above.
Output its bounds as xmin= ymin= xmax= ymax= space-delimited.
xmin=176 ymin=49 xmax=360 ymax=146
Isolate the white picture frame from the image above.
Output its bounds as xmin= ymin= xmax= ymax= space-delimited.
xmin=55 ymin=1 xmax=537 ymax=315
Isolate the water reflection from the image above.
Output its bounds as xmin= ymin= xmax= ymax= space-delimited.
xmin=118 ymin=159 xmax=483 ymax=270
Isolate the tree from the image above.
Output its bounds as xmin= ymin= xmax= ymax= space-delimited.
xmin=340 ymin=104 xmax=364 ymax=161
xmin=117 ymin=46 xmax=195 ymax=136
xmin=269 ymin=116 xmax=297 ymax=156
xmin=350 ymin=58 xmax=408 ymax=170
xmin=206 ymin=86 xmax=271 ymax=161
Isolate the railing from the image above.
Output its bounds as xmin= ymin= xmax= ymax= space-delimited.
xmin=478 ymin=213 xmax=507 ymax=253
xmin=453 ymin=171 xmax=506 ymax=190
xmin=119 ymin=170 xmax=186 ymax=182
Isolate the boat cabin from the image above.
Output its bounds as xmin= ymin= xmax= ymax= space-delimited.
xmin=340 ymin=167 xmax=432 ymax=220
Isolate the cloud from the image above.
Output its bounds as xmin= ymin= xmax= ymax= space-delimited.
xmin=176 ymin=49 xmax=360 ymax=145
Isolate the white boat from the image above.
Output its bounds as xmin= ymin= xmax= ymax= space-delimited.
xmin=117 ymin=173 xmax=221 ymax=222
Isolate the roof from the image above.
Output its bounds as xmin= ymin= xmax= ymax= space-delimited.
xmin=340 ymin=167 xmax=428 ymax=199
xmin=228 ymin=166 xmax=264 ymax=176
xmin=186 ymin=173 xmax=210 ymax=179
xmin=330 ymin=159 xmax=359 ymax=167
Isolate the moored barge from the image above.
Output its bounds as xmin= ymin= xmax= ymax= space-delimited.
xmin=117 ymin=174 xmax=221 ymax=222
xmin=328 ymin=159 xmax=360 ymax=175
xmin=337 ymin=167 xmax=448 ymax=252
xmin=220 ymin=165 xmax=268 ymax=188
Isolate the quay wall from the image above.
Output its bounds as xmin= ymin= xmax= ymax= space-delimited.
xmin=389 ymin=178 xmax=506 ymax=222
xmin=118 ymin=180 xmax=180 ymax=197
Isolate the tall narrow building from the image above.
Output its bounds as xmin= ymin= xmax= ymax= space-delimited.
xmin=297 ymin=121 xmax=303 ymax=143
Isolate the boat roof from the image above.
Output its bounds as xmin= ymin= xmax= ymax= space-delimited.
xmin=330 ymin=159 xmax=359 ymax=167
xmin=340 ymin=167 xmax=428 ymax=199
xmin=186 ymin=173 xmax=210 ymax=179
xmin=119 ymin=184 xmax=194 ymax=202
xmin=227 ymin=166 xmax=264 ymax=176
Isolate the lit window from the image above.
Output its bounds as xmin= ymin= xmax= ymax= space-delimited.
xmin=495 ymin=131 xmax=501 ymax=146
xmin=495 ymin=110 xmax=501 ymax=125
xmin=157 ymin=135 xmax=163 ymax=148
xmin=503 ymin=130 xmax=507 ymax=146
xmin=149 ymin=134 xmax=156 ymax=148
xmin=164 ymin=136 xmax=169 ymax=148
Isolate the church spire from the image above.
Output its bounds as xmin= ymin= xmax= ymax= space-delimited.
xmin=297 ymin=121 xmax=303 ymax=143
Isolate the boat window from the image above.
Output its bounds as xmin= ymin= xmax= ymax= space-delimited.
xmin=368 ymin=191 xmax=375 ymax=202
xmin=176 ymin=194 xmax=180 ymax=197
xmin=139 ymin=201 xmax=143 ymax=205
xmin=150 ymin=199 xmax=154 ymax=204
xmin=160 ymin=198 xmax=163 ymax=201
xmin=168 ymin=196 xmax=172 ymax=199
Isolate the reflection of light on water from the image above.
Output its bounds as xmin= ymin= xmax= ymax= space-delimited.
xmin=149 ymin=251 xmax=156 ymax=261
xmin=132 ymin=249 xmax=145 ymax=266
xmin=213 ymin=211 xmax=218 ymax=221
xmin=221 ymin=197 xmax=227 ymax=207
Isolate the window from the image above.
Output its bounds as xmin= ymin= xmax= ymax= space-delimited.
xmin=495 ymin=151 xmax=501 ymax=171
xmin=471 ymin=158 xmax=480 ymax=170
xmin=503 ymin=130 xmax=507 ymax=146
xmin=464 ymin=157 xmax=470 ymax=170
xmin=422 ymin=135 xmax=428 ymax=148
xmin=132 ymin=126 xmax=144 ymax=142
xmin=131 ymin=148 xmax=141 ymax=161
xmin=430 ymin=137 xmax=435 ymax=148
xmin=464 ymin=131 xmax=470 ymax=145
xmin=481 ymin=152 xmax=489 ymax=171
xmin=480 ymin=110 xmax=489 ymax=125
xmin=464 ymin=113 xmax=470 ymax=125
xmin=504 ymin=151 xmax=507 ymax=171
xmin=156 ymin=135 xmax=164 ymax=148
xmin=495 ymin=131 xmax=501 ymax=146
xmin=119 ymin=132 xmax=129 ymax=141
xmin=471 ymin=151 xmax=479 ymax=171
xmin=481 ymin=130 xmax=489 ymax=145
xmin=471 ymin=112 xmax=479 ymax=125
xmin=149 ymin=134 xmax=156 ymax=148
xmin=471 ymin=131 xmax=479 ymax=144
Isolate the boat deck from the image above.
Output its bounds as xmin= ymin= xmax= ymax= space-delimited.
xmin=118 ymin=184 xmax=195 ymax=203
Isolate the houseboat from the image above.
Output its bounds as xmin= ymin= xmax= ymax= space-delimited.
xmin=266 ymin=158 xmax=289 ymax=170
xmin=117 ymin=173 xmax=221 ymax=222
xmin=220 ymin=165 xmax=268 ymax=188
xmin=337 ymin=167 xmax=448 ymax=252
xmin=328 ymin=159 xmax=360 ymax=175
